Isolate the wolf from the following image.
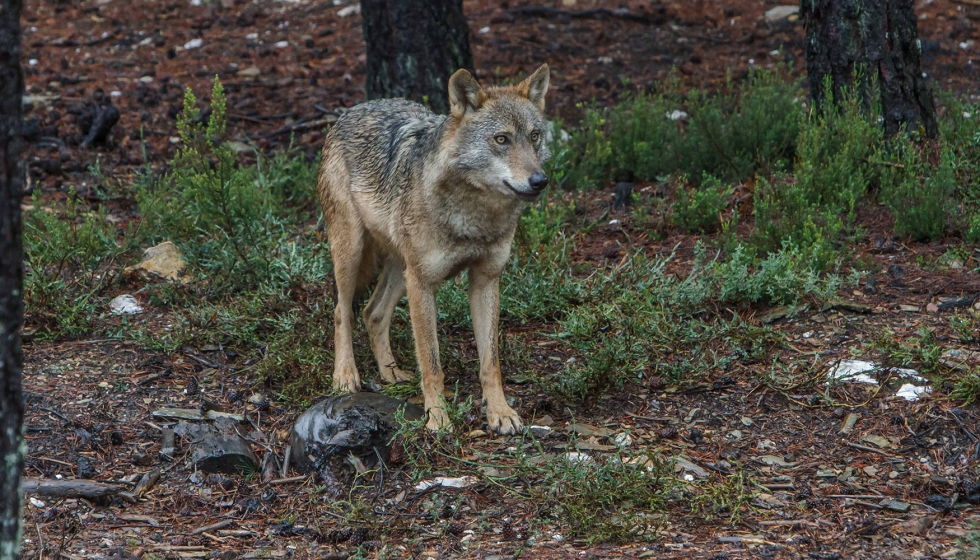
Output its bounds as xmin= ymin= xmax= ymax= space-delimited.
xmin=317 ymin=64 xmax=551 ymax=435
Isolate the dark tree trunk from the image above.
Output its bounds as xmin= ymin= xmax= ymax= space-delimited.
xmin=0 ymin=0 xmax=24 ymax=558
xmin=801 ymin=0 xmax=938 ymax=138
xmin=361 ymin=0 xmax=474 ymax=115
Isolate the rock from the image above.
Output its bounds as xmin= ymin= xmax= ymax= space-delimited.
xmin=760 ymin=304 xmax=808 ymax=324
xmin=337 ymin=4 xmax=359 ymax=17
xmin=288 ymin=393 xmax=424 ymax=484
xmin=674 ymin=457 xmax=708 ymax=479
xmin=77 ymin=457 xmax=96 ymax=479
xmin=940 ymin=348 xmax=980 ymax=371
xmin=236 ymin=66 xmax=261 ymax=78
xmin=80 ymin=103 xmax=120 ymax=148
xmin=191 ymin=435 xmax=259 ymax=474
xmin=764 ymin=5 xmax=798 ymax=22
xmin=756 ymin=455 xmax=797 ymax=467
xmin=827 ymin=360 xmax=879 ymax=385
xmin=666 ymin=109 xmax=688 ymax=121
xmin=124 ymin=242 xmax=192 ymax=283
xmin=839 ymin=413 xmax=859 ymax=434
xmin=414 ymin=476 xmax=478 ymax=491
xmin=895 ymin=516 xmax=935 ymax=535
xmin=183 ymin=38 xmax=203 ymax=50
xmin=879 ymin=499 xmax=911 ymax=513
xmin=109 ymin=294 xmax=143 ymax=315
xmin=562 ymin=452 xmax=592 ymax=463
xmin=895 ymin=383 xmax=930 ymax=402
xmin=528 ymin=425 xmax=552 ymax=439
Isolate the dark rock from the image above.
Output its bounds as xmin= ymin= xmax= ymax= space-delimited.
xmin=23 ymin=116 xmax=42 ymax=141
xmin=191 ymin=434 xmax=259 ymax=474
xmin=289 ymin=393 xmax=424 ymax=486
xmin=689 ymin=428 xmax=703 ymax=445
xmin=77 ymin=456 xmax=96 ymax=479
xmin=924 ymin=494 xmax=951 ymax=512
xmin=79 ymin=103 xmax=120 ymax=148
xmin=863 ymin=277 xmax=878 ymax=295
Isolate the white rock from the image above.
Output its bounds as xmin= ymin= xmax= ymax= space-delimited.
xmin=612 ymin=433 xmax=632 ymax=447
xmin=827 ymin=359 xmax=879 ymax=385
xmin=562 ymin=452 xmax=593 ymax=463
xmin=414 ymin=475 xmax=478 ymax=491
xmin=765 ymin=5 xmax=799 ymax=22
xmin=478 ymin=26 xmax=490 ymax=34
xmin=337 ymin=4 xmax=360 ymax=17
xmin=667 ymin=110 xmax=688 ymax=121
xmin=29 ymin=497 xmax=45 ymax=508
xmin=109 ymin=294 xmax=143 ymax=315
xmin=183 ymin=38 xmax=203 ymax=50
xmin=896 ymin=384 xmax=931 ymax=402
xmin=275 ymin=40 xmax=289 ymax=48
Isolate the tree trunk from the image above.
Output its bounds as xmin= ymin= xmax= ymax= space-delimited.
xmin=361 ymin=0 xmax=474 ymax=115
xmin=801 ymin=0 xmax=938 ymax=138
xmin=0 ymin=0 xmax=25 ymax=558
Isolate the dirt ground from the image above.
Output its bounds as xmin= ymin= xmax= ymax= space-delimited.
xmin=16 ymin=0 xmax=980 ymax=559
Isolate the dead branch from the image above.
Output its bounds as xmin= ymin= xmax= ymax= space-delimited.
xmin=23 ymin=479 xmax=127 ymax=499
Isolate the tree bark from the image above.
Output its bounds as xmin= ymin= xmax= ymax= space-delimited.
xmin=801 ymin=0 xmax=938 ymax=138
xmin=360 ymin=0 xmax=474 ymax=115
xmin=0 ymin=1 xmax=25 ymax=558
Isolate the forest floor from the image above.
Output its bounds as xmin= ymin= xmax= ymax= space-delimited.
xmin=16 ymin=0 xmax=980 ymax=559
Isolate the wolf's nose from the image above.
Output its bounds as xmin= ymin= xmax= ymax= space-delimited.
xmin=528 ymin=171 xmax=549 ymax=193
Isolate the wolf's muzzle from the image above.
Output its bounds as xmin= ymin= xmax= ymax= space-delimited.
xmin=528 ymin=171 xmax=549 ymax=194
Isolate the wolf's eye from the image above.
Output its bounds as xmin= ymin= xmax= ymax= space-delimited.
xmin=494 ymin=135 xmax=508 ymax=145
xmin=530 ymin=131 xmax=540 ymax=142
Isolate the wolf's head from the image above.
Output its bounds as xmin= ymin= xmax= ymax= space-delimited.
xmin=446 ymin=64 xmax=552 ymax=202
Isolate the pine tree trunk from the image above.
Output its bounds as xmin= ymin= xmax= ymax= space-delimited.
xmin=801 ymin=0 xmax=938 ymax=138
xmin=360 ymin=0 xmax=474 ymax=115
xmin=0 ymin=1 xmax=25 ymax=558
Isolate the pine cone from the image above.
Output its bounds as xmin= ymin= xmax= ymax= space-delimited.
xmin=360 ymin=540 xmax=381 ymax=550
xmin=349 ymin=528 xmax=368 ymax=546
xmin=658 ymin=427 xmax=678 ymax=440
xmin=388 ymin=435 xmax=407 ymax=465
xmin=327 ymin=528 xmax=352 ymax=543
xmin=448 ymin=521 xmax=465 ymax=536
xmin=502 ymin=522 xmax=515 ymax=540
xmin=649 ymin=377 xmax=666 ymax=391
xmin=73 ymin=416 xmax=94 ymax=431
xmin=184 ymin=376 xmax=199 ymax=396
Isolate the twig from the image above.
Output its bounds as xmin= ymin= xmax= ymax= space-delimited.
xmin=845 ymin=441 xmax=897 ymax=456
xmin=268 ymin=475 xmax=307 ymax=485
xmin=190 ymin=520 xmax=235 ymax=536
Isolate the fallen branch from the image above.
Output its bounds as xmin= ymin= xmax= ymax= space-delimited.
xmin=505 ymin=6 xmax=665 ymax=25
xmin=23 ymin=479 xmax=127 ymax=499
xmin=190 ymin=520 xmax=235 ymax=536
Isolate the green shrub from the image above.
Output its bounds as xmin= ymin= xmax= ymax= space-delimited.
xmin=673 ymin=173 xmax=732 ymax=233
xmin=752 ymin=83 xmax=881 ymax=268
xmin=561 ymin=68 xmax=802 ymax=189
xmin=23 ymin=192 xmax=135 ymax=337
xmin=682 ymin=69 xmax=802 ymax=182
xmin=880 ymin=142 xmax=953 ymax=241
xmin=136 ymin=78 xmax=320 ymax=294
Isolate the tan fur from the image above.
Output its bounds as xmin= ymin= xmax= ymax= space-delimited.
xmin=317 ymin=64 xmax=552 ymax=434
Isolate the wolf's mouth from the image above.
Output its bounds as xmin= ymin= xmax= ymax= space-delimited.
xmin=504 ymin=182 xmax=541 ymax=202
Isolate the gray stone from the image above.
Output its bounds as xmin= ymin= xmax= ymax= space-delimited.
xmin=191 ymin=435 xmax=259 ymax=474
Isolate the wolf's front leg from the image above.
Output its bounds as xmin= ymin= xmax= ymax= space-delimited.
xmin=406 ymin=271 xmax=450 ymax=431
xmin=469 ymin=267 xmax=524 ymax=435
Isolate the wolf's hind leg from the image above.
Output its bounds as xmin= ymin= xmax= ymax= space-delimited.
xmin=364 ymin=259 xmax=412 ymax=383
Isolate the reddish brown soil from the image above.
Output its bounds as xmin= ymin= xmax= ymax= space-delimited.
xmin=16 ymin=1 xmax=980 ymax=559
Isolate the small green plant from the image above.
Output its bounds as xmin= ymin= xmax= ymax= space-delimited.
xmin=952 ymin=369 xmax=980 ymax=406
xmin=536 ymin=452 xmax=673 ymax=543
xmin=879 ymin=141 xmax=953 ymax=241
xmin=23 ymin=191 xmax=136 ymax=337
xmin=672 ymin=174 xmax=732 ymax=233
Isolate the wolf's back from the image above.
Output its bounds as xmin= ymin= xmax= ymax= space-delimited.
xmin=326 ymin=99 xmax=449 ymax=199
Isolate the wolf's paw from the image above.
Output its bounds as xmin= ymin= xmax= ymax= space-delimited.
xmin=487 ymin=406 xmax=524 ymax=435
xmin=425 ymin=406 xmax=452 ymax=432
xmin=332 ymin=367 xmax=361 ymax=393
xmin=381 ymin=367 xmax=415 ymax=384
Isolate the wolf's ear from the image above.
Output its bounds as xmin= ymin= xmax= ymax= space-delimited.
xmin=448 ymin=69 xmax=486 ymax=119
xmin=519 ymin=64 xmax=550 ymax=111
